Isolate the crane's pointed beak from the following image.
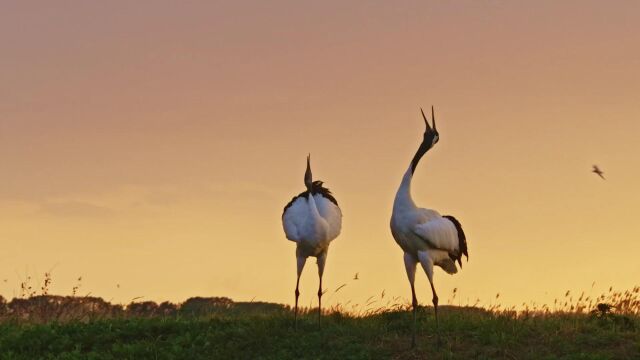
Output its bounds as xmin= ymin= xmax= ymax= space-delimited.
xmin=421 ymin=108 xmax=432 ymax=131
xmin=431 ymin=106 xmax=436 ymax=131
xmin=304 ymin=154 xmax=313 ymax=190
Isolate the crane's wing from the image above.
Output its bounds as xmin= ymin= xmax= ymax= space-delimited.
xmin=282 ymin=195 xmax=308 ymax=242
xmin=413 ymin=215 xmax=468 ymax=267
xmin=413 ymin=216 xmax=459 ymax=253
xmin=417 ymin=208 xmax=442 ymax=222
xmin=313 ymin=194 xmax=342 ymax=241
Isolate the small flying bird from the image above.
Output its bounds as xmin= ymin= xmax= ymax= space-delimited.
xmin=592 ymin=165 xmax=605 ymax=180
xmin=390 ymin=107 xmax=469 ymax=348
xmin=353 ymin=272 xmax=359 ymax=280
xmin=282 ymin=154 xmax=342 ymax=329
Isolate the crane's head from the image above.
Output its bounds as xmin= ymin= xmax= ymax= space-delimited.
xmin=304 ymin=154 xmax=313 ymax=191
xmin=410 ymin=106 xmax=439 ymax=173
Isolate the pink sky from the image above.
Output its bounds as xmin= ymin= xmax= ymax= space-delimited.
xmin=1 ymin=1 xmax=639 ymax=308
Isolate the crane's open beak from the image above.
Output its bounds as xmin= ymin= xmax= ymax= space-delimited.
xmin=420 ymin=106 xmax=436 ymax=132
xmin=304 ymin=154 xmax=313 ymax=190
xmin=431 ymin=106 xmax=436 ymax=131
xmin=421 ymin=108 xmax=431 ymax=131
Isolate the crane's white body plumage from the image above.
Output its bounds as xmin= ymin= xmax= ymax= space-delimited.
xmin=391 ymin=168 xmax=462 ymax=276
xmin=283 ymin=193 xmax=342 ymax=256
xmin=282 ymin=155 xmax=342 ymax=327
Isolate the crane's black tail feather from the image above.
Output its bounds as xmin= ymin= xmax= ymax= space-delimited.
xmin=444 ymin=215 xmax=468 ymax=267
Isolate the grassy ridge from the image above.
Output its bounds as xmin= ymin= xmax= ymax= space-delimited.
xmin=0 ymin=306 xmax=638 ymax=359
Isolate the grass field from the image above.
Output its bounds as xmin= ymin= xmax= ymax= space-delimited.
xmin=0 ymin=296 xmax=638 ymax=359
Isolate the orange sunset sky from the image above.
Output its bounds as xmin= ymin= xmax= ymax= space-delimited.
xmin=1 ymin=1 xmax=639 ymax=309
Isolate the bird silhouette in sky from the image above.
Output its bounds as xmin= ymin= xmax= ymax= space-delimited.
xmin=592 ymin=165 xmax=605 ymax=180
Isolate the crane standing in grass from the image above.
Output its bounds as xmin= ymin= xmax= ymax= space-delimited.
xmin=390 ymin=107 xmax=469 ymax=347
xmin=282 ymin=155 xmax=342 ymax=329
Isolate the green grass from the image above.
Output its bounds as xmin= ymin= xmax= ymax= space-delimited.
xmin=0 ymin=306 xmax=638 ymax=359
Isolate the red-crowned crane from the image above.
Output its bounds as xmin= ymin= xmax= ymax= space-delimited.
xmin=282 ymin=155 xmax=342 ymax=329
xmin=390 ymin=107 xmax=468 ymax=347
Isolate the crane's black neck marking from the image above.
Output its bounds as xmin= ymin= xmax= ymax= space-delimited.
xmin=444 ymin=215 xmax=468 ymax=267
xmin=410 ymin=142 xmax=432 ymax=174
xmin=282 ymin=181 xmax=339 ymax=216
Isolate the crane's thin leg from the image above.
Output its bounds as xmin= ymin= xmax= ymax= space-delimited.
xmin=295 ymin=254 xmax=307 ymax=330
xmin=429 ymin=280 xmax=440 ymax=346
xmin=403 ymin=253 xmax=418 ymax=348
xmin=417 ymin=251 xmax=440 ymax=346
xmin=317 ymin=275 xmax=323 ymax=327
xmin=411 ymin=281 xmax=418 ymax=348
xmin=294 ymin=275 xmax=301 ymax=330
xmin=317 ymin=251 xmax=327 ymax=329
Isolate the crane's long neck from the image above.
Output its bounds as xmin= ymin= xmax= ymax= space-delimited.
xmin=394 ymin=167 xmax=417 ymax=211
xmin=304 ymin=155 xmax=322 ymax=219
xmin=394 ymin=142 xmax=429 ymax=212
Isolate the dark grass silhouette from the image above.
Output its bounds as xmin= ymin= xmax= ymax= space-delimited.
xmin=0 ymin=290 xmax=638 ymax=359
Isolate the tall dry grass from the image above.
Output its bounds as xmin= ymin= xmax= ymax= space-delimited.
xmin=0 ymin=273 xmax=638 ymax=323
